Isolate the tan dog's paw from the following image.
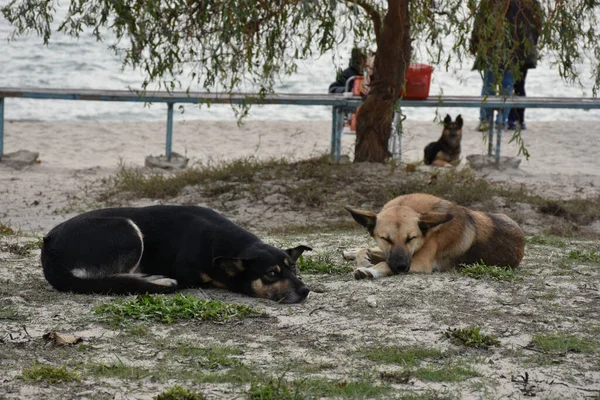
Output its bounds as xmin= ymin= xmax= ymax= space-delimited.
xmin=354 ymin=267 xmax=374 ymax=280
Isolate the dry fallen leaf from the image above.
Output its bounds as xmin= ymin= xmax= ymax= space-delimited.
xmin=43 ymin=331 xmax=83 ymax=346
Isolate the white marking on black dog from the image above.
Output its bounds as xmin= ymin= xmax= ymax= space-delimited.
xmin=127 ymin=219 xmax=144 ymax=274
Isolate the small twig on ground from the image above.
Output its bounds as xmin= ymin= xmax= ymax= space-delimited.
xmin=308 ymin=306 xmax=326 ymax=316
xmin=22 ymin=325 xmax=32 ymax=338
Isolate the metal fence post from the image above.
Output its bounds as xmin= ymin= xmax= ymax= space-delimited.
xmin=0 ymin=98 xmax=4 ymax=160
xmin=495 ymin=125 xmax=503 ymax=166
xmin=487 ymin=113 xmax=494 ymax=156
xmin=166 ymin=103 xmax=174 ymax=160
xmin=330 ymin=106 xmax=338 ymax=160
xmin=334 ymin=106 xmax=344 ymax=162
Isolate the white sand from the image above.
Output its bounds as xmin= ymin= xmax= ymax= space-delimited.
xmin=1 ymin=119 xmax=599 ymax=232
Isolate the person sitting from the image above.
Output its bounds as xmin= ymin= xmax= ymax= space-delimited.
xmin=328 ymin=48 xmax=367 ymax=94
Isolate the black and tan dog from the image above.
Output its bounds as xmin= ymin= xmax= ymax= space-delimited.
xmin=345 ymin=193 xmax=525 ymax=279
xmin=423 ymin=114 xmax=463 ymax=167
xmin=41 ymin=205 xmax=311 ymax=303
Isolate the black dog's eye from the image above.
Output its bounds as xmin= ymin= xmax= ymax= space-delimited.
xmin=265 ymin=270 xmax=278 ymax=279
xmin=381 ymin=237 xmax=393 ymax=244
xmin=406 ymin=236 xmax=416 ymax=243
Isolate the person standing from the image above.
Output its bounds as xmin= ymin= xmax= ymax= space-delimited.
xmin=470 ymin=0 xmax=542 ymax=131
xmin=507 ymin=0 xmax=543 ymax=130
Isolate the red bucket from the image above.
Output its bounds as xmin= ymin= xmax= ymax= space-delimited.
xmin=400 ymin=64 xmax=434 ymax=99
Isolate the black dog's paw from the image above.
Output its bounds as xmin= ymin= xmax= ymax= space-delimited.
xmin=144 ymin=275 xmax=178 ymax=287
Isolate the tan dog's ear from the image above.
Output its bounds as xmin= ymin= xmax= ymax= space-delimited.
xmin=418 ymin=212 xmax=454 ymax=235
xmin=285 ymin=245 xmax=312 ymax=262
xmin=345 ymin=206 xmax=377 ymax=236
xmin=213 ymin=257 xmax=246 ymax=277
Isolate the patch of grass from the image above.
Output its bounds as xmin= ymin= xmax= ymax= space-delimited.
xmin=458 ymin=261 xmax=517 ymax=281
xmin=567 ymin=249 xmax=600 ymax=264
xmin=173 ymin=342 xmax=242 ymax=369
xmin=0 ymin=306 xmax=23 ymax=321
xmin=0 ymin=221 xmax=15 ymax=236
xmin=526 ymin=235 xmax=566 ymax=247
xmin=398 ymin=392 xmax=455 ymax=400
xmin=95 ymin=157 xmax=600 ymax=240
xmin=155 ymin=386 xmax=206 ymax=400
xmin=364 ymin=345 xmax=445 ymax=367
xmin=93 ymin=293 xmax=258 ymax=325
xmin=530 ymin=332 xmax=598 ymax=355
xmin=248 ymin=378 xmax=306 ymax=400
xmin=413 ymin=364 xmax=480 ymax=382
xmin=442 ymin=327 xmax=500 ymax=349
xmin=1 ymin=238 xmax=43 ymax=256
xmin=380 ymin=370 xmax=412 ymax=384
xmin=297 ymin=253 xmax=351 ymax=275
xmin=302 ymin=378 xmax=390 ymax=399
xmin=154 ymin=386 xmax=206 ymax=400
xmin=86 ymin=362 xmax=152 ymax=380
xmin=193 ymin=363 xmax=265 ymax=385
xmin=22 ymin=363 xmax=80 ymax=384
xmin=100 ymin=157 xmax=289 ymax=200
xmin=125 ymin=324 xmax=150 ymax=336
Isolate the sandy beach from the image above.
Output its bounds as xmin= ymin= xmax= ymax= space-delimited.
xmin=1 ymin=118 xmax=599 ymax=232
xmin=2 ymin=119 xmax=600 ymax=399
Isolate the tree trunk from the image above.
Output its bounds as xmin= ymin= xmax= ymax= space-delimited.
xmin=354 ymin=0 xmax=412 ymax=163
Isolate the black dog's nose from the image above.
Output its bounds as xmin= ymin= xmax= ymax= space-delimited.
xmin=298 ymin=286 xmax=310 ymax=299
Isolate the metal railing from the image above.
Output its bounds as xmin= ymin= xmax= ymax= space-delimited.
xmin=1 ymin=87 xmax=599 ymax=165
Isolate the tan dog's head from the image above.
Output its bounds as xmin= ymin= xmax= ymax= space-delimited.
xmin=442 ymin=114 xmax=463 ymax=148
xmin=345 ymin=205 xmax=453 ymax=273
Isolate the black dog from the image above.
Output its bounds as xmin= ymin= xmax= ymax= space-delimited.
xmin=423 ymin=114 xmax=463 ymax=167
xmin=41 ymin=205 xmax=311 ymax=303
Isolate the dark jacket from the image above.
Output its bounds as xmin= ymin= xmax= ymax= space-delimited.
xmin=328 ymin=66 xmax=362 ymax=93
xmin=471 ymin=0 xmax=543 ymax=71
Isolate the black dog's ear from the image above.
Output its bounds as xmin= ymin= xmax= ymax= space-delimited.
xmin=443 ymin=114 xmax=452 ymax=127
xmin=285 ymin=245 xmax=312 ymax=262
xmin=213 ymin=257 xmax=246 ymax=277
xmin=345 ymin=206 xmax=377 ymax=236
xmin=418 ymin=212 xmax=454 ymax=235
xmin=455 ymin=114 xmax=463 ymax=128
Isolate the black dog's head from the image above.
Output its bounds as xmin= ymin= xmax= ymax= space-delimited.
xmin=213 ymin=244 xmax=312 ymax=303
xmin=442 ymin=114 xmax=463 ymax=148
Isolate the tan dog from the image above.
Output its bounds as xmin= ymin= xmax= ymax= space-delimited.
xmin=345 ymin=193 xmax=525 ymax=279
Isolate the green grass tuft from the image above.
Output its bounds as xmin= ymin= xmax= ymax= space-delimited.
xmin=0 ymin=221 xmax=15 ymax=236
xmin=531 ymin=332 xmax=598 ymax=355
xmin=248 ymin=378 xmax=305 ymax=400
xmin=380 ymin=370 xmax=412 ymax=384
xmin=458 ymin=261 xmax=517 ymax=281
xmin=297 ymin=254 xmax=351 ymax=275
xmin=86 ymin=362 xmax=151 ymax=380
xmin=1 ymin=239 xmax=43 ymax=256
xmin=413 ymin=364 xmax=480 ymax=382
xmin=173 ymin=343 xmax=242 ymax=369
xmin=364 ymin=345 xmax=445 ymax=367
xmin=442 ymin=327 xmax=500 ymax=349
xmin=567 ymin=249 xmax=600 ymax=263
xmin=155 ymin=386 xmax=206 ymax=400
xmin=248 ymin=376 xmax=390 ymax=400
xmin=93 ymin=293 xmax=257 ymax=325
xmin=526 ymin=235 xmax=567 ymax=247
xmin=22 ymin=363 xmax=80 ymax=384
